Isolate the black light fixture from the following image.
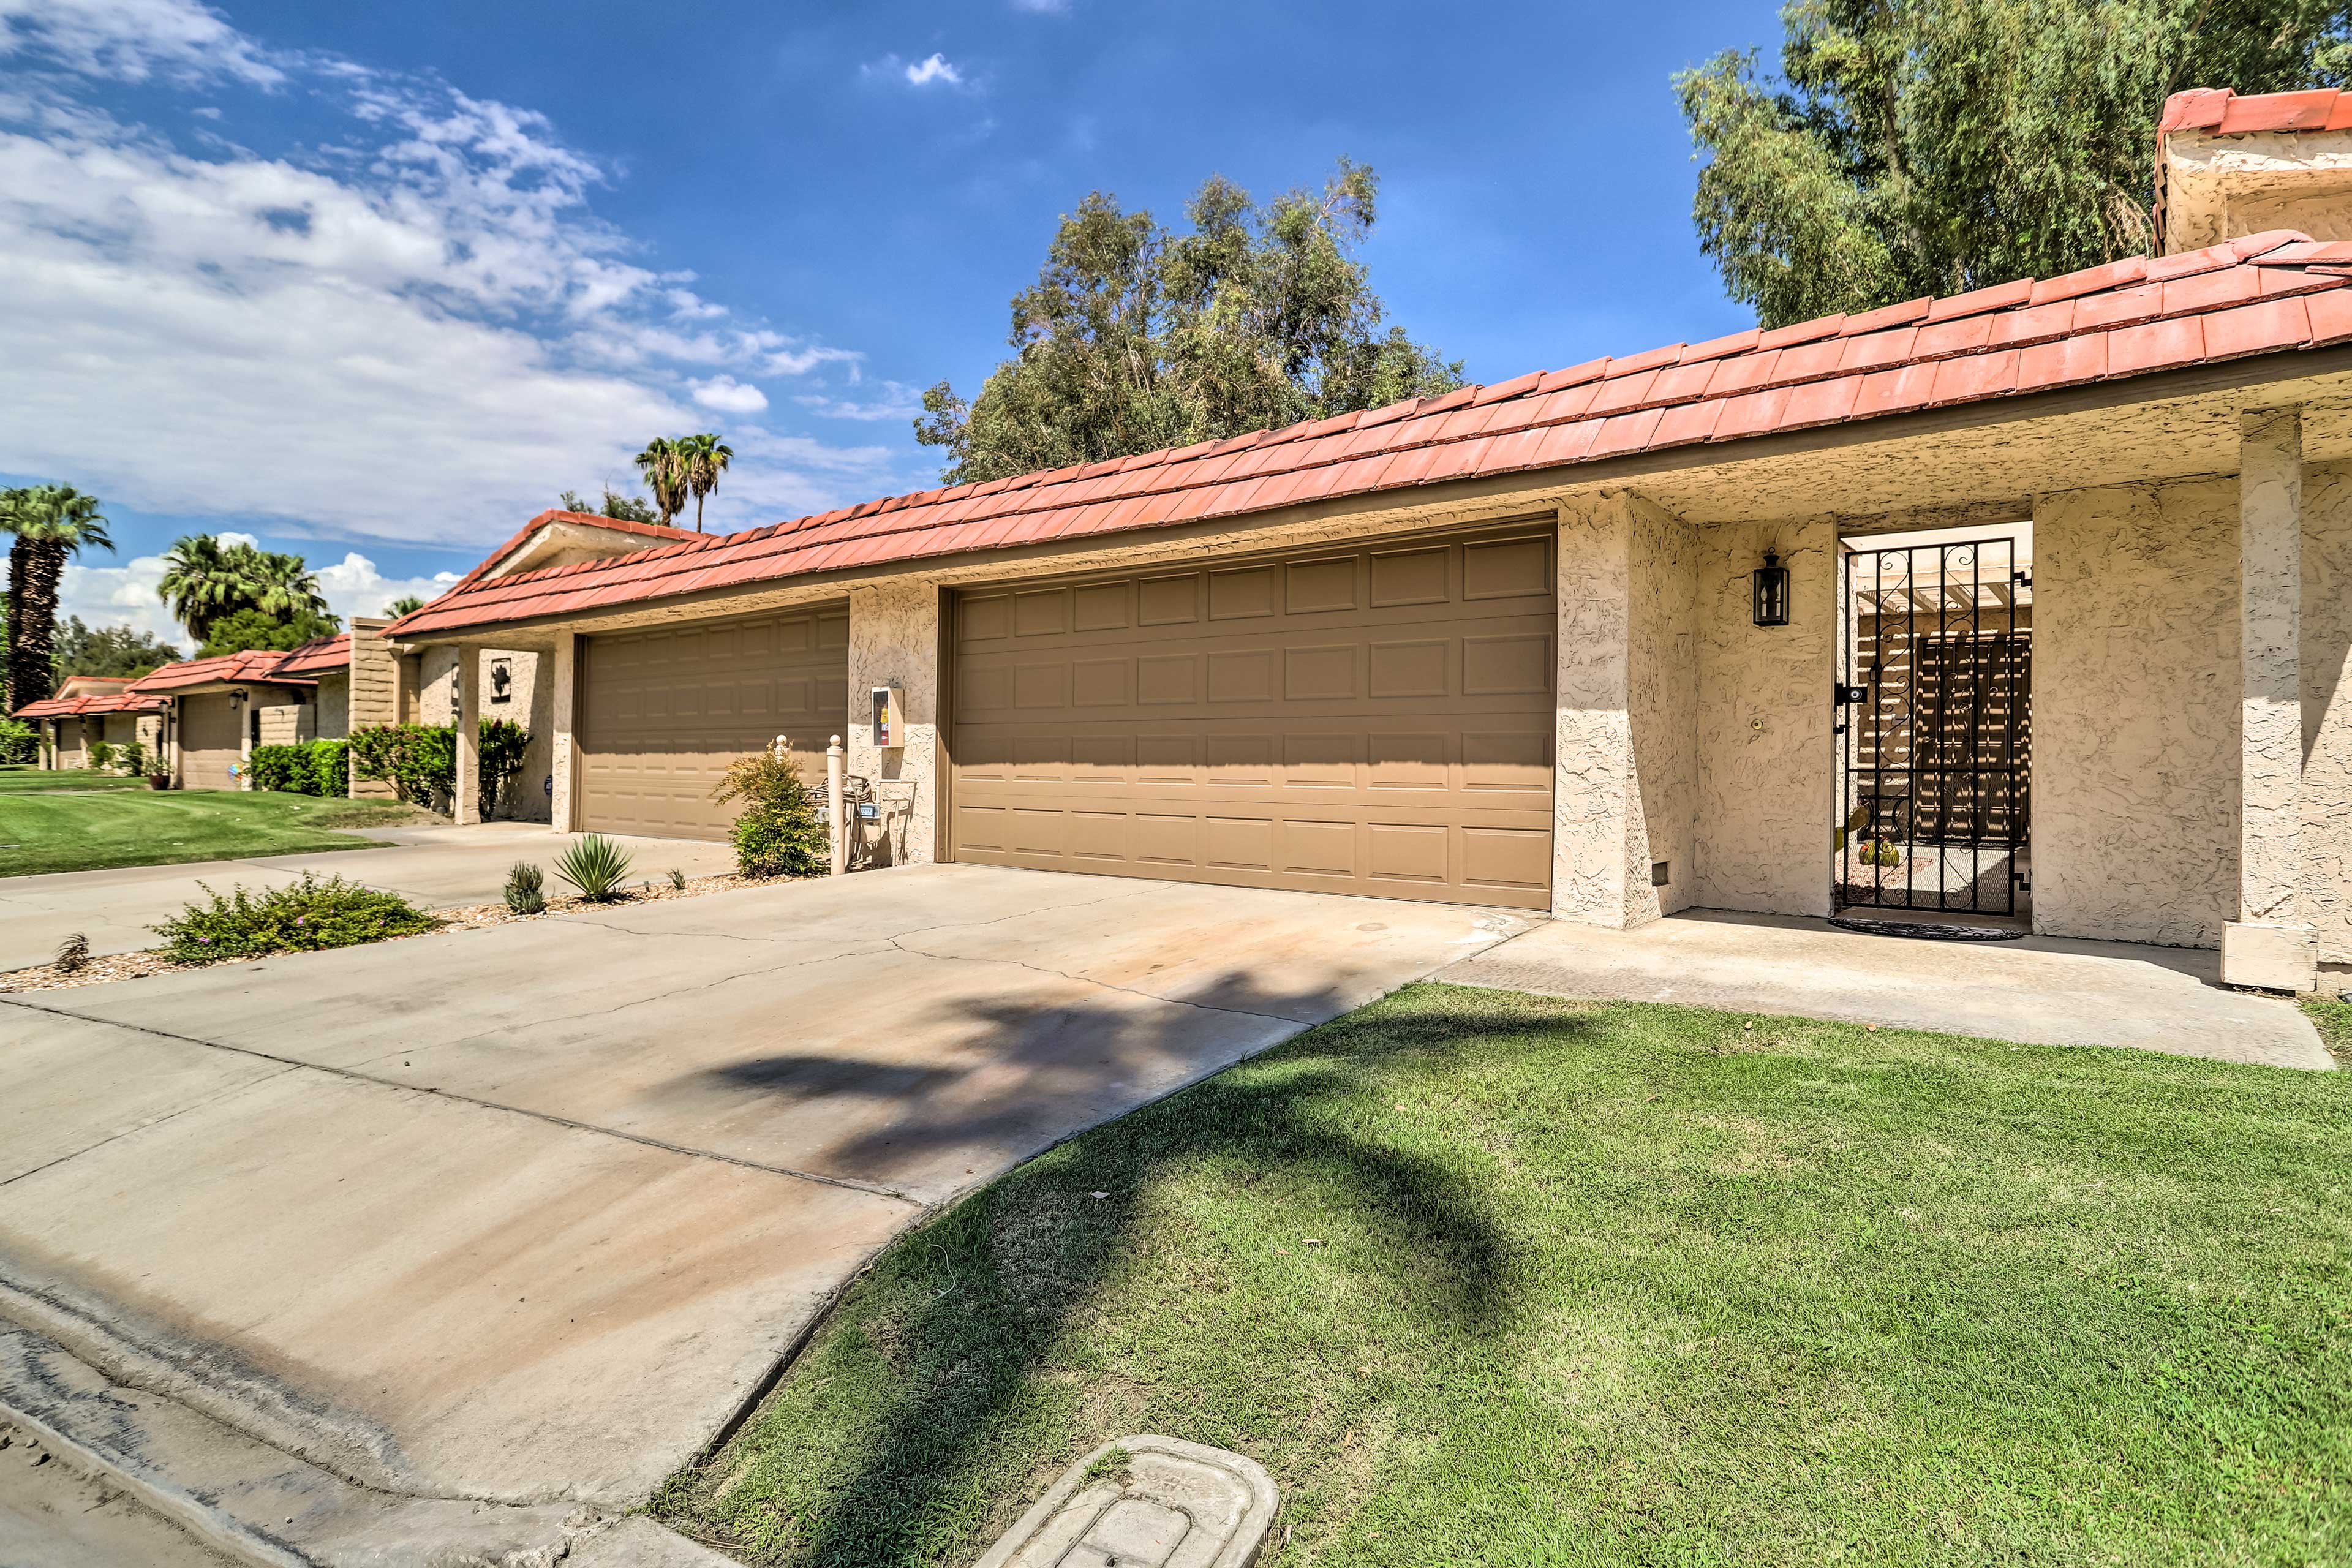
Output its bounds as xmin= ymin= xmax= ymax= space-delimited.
xmin=1752 ymin=549 xmax=1790 ymax=627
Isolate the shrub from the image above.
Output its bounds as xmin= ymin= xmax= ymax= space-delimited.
xmin=554 ymin=834 xmax=633 ymax=901
xmin=710 ymin=748 xmax=828 ymax=878
xmin=151 ymin=873 xmax=437 ymax=963
xmin=349 ymin=723 xmax=456 ymax=809
xmin=118 ymin=740 xmax=147 ymax=778
xmin=55 ymin=931 xmax=89 ymax=973
xmin=478 ymin=717 xmax=531 ymax=820
xmin=667 ymin=867 xmax=686 ymax=890
xmin=0 ymin=718 xmax=36 ymax=766
xmin=504 ymin=861 xmax=546 ymax=914
xmin=300 ymin=739 xmax=350 ymax=797
xmin=247 ymin=743 xmax=303 ymax=793
xmin=88 ymin=739 xmax=116 ymax=772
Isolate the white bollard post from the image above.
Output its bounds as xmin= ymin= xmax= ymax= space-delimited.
xmin=827 ymin=734 xmax=846 ymax=876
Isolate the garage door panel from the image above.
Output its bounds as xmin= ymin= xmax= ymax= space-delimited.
xmin=952 ymin=525 xmax=1553 ymax=909
xmin=579 ymin=605 xmax=846 ymax=840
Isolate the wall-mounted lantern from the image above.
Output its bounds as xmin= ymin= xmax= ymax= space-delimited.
xmin=1751 ymin=551 xmax=1790 ymax=627
xmin=230 ymin=686 xmax=249 ymax=703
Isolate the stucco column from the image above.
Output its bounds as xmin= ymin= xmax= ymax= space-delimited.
xmin=846 ymin=579 xmax=940 ymax=865
xmin=548 ymin=631 xmax=577 ymax=833
xmin=453 ymin=649 xmax=481 ymax=826
xmin=1551 ymin=494 xmax=1639 ymax=927
xmin=2223 ymin=405 xmax=2316 ymax=990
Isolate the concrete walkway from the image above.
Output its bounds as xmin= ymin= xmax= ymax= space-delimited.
xmin=1441 ymin=908 xmax=2331 ymax=1070
xmin=0 ymin=821 xmax=739 ymax=971
xmin=0 ymin=865 xmax=1521 ymax=1564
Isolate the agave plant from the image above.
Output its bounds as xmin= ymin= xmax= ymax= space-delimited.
xmin=504 ymin=861 xmax=546 ymax=915
xmin=554 ymin=834 xmax=633 ymax=902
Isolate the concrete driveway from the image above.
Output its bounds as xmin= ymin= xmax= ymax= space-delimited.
xmin=0 ymin=864 xmax=1522 ymax=1563
xmin=0 ymin=822 xmax=740 ymax=971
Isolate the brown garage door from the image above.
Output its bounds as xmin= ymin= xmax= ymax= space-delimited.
xmin=578 ymin=605 xmax=848 ymax=840
xmin=178 ymin=693 xmax=241 ymax=790
xmin=948 ymin=522 xmax=1555 ymax=909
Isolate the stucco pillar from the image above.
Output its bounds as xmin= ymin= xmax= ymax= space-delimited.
xmin=1551 ymin=494 xmax=1639 ymax=927
xmin=453 ymin=649 xmax=481 ymax=826
xmin=548 ymin=630 xmax=577 ymax=834
xmin=846 ymin=579 xmax=940 ymax=865
xmin=2223 ymin=405 xmax=2317 ymax=990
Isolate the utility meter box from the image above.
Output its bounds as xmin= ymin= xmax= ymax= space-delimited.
xmin=871 ymin=685 xmax=905 ymax=749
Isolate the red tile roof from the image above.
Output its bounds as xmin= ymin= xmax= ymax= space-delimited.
xmin=389 ymin=230 xmax=2352 ymax=639
xmin=124 ymin=647 xmax=320 ymax=696
xmin=269 ymin=632 xmax=352 ymax=678
xmin=437 ymin=509 xmax=707 ymax=600
xmin=12 ymin=691 xmax=170 ymax=720
xmin=2162 ymin=87 xmax=2352 ymax=136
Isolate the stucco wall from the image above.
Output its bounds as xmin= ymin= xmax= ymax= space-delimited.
xmin=417 ymin=647 xmax=554 ymax=821
xmin=2301 ymin=461 xmax=2352 ymax=971
xmin=315 ymin=672 xmax=349 ymax=738
xmin=2033 ymin=477 xmax=2239 ymax=947
xmin=1692 ymin=517 xmax=1837 ymax=916
xmin=1552 ymin=495 xmax=1636 ymax=923
xmin=848 ymin=579 xmax=940 ymax=865
xmin=1628 ymin=496 xmax=1699 ymax=920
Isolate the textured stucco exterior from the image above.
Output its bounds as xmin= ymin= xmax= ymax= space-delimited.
xmin=1550 ymin=492 xmax=1698 ymax=927
xmin=416 ymin=645 xmax=554 ymax=822
xmin=847 ymin=579 xmax=941 ymax=866
xmin=1627 ymin=496 xmax=1699 ymax=921
xmin=2034 ymin=477 xmax=2241 ymax=947
xmin=1692 ymin=516 xmax=1838 ymax=917
xmin=2302 ymin=462 xmax=2352 ymax=973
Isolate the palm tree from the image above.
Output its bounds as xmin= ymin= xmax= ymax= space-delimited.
xmin=2 ymin=485 xmax=114 ymax=711
xmin=385 ymin=594 xmax=426 ymax=617
xmin=633 ymin=437 xmax=690 ymax=529
xmin=676 ymin=432 xmax=734 ymax=533
xmin=157 ymin=534 xmax=247 ymax=643
xmin=235 ymin=545 xmax=330 ymax=622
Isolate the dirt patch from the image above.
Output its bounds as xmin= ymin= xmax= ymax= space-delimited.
xmin=0 ymin=872 xmax=802 ymax=995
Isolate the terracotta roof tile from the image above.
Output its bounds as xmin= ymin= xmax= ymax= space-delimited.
xmin=388 ymin=235 xmax=2352 ymax=639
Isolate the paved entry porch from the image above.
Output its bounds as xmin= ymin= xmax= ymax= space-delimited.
xmin=1442 ymin=910 xmax=2329 ymax=1070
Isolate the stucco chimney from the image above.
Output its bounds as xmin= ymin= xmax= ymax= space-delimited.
xmin=2157 ymin=88 xmax=2352 ymax=254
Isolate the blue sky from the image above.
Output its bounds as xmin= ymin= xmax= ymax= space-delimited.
xmin=1 ymin=0 xmax=1774 ymax=645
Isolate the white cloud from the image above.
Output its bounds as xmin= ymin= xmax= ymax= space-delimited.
xmin=903 ymin=52 xmax=963 ymax=87
xmin=797 ymin=381 xmax=924 ymax=422
xmin=690 ymin=375 xmax=768 ymax=413
xmin=0 ymin=2 xmax=889 ymax=551
xmin=0 ymin=0 xmax=285 ymax=88
xmin=58 ymin=539 xmax=464 ymax=650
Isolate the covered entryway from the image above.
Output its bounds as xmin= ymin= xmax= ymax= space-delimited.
xmin=178 ymin=693 xmax=241 ymax=790
xmin=947 ymin=522 xmax=1556 ymax=909
xmin=578 ymin=605 xmax=848 ymax=840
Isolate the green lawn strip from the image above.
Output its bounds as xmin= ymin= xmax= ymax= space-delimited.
xmin=0 ymin=766 xmax=147 ymax=794
xmin=0 ymin=788 xmax=423 ymax=876
xmin=2302 ymin=1000 xmax=2352 ymax=1067
xmin=657 ymin=983 xmax=2352 ymax=1568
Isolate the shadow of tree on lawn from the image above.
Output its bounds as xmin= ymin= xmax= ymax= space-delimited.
xmin=661 ymin=982 xmax=1588 ymax=1567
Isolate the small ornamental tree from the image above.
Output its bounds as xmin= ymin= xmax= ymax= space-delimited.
xmin=477 ymin=717 xmax=531 ymax=820
xmin=349 ymin=723 xmax=456 ymax=810
xmin=712 ymin=747 xmax=829 ymax=878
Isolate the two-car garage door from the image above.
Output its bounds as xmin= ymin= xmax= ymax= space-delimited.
xmin=947 ymin=523 xmax=1556 ymax=909
xmin=578 ymin=607 xmax=848 ymax=839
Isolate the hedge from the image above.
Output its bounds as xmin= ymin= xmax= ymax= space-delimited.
xmin=248 ymin=738 xmax=351 ymax=797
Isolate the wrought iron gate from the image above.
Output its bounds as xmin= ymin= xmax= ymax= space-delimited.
xmin=1836 ymin=535 xmax=2031 ymax=915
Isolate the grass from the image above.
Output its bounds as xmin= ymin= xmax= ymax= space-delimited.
xmin=0 ymin=784 xmax=424 ymax=876
xmin=2302 ymin=998 xmax=2352 ymax=1066
xmin=658 ymin=983 xmax=2352 ymax=1568
xmin=0 ymin=765 xmax=148 ymax=793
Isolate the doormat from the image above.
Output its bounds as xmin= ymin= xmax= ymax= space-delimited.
xmin=1830 ymin=914 xmax=2026 ymax=942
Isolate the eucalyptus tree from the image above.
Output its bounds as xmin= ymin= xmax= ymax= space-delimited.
xmin=1675 ymin=0 xmax=2352 ymax=328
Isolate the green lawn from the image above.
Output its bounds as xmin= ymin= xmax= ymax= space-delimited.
xmin=658 ymin=984 xmax=2352 ymax=1568
xmin=0 ymin=766 xmax=148 ymax=793
xmin=0 ymin=784 xmax=425 ymax=876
